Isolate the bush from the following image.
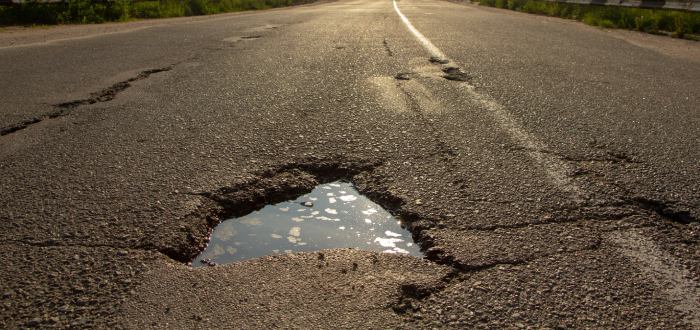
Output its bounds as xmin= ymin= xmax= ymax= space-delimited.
xmin=473 ymin=0 xmax=700 ymax=36
xmin=0 ymin=0 xmax=313 ymax=25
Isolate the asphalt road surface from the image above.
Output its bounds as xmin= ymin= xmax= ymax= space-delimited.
xmin=1 ymin=0 xmax=699 ymax=328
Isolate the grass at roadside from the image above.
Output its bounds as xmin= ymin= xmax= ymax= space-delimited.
xmin=0 ymin=0 xmax=314 ymax=25
xmin=472 ymin=0 xmax=700 ymax=40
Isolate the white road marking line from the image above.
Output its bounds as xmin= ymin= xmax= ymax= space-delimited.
xmin=393 ymin=0 xmax=581 ymax=198
xmin=611 ymin=230 xmax=700 ymax=327
xmin=459 ymin=84 xmax=580 ymax=196
xmin=393 ymin=0 xmax=447 ymax=62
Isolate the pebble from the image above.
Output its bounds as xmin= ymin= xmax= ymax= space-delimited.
xmin=71 ymin=318 xmax=87 ymax=326
xmin=57 ymin=305 xmax=72 ymax=313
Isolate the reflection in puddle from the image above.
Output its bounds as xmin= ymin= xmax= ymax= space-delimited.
xmin=192 ymin=181 xmax=422 ymax=267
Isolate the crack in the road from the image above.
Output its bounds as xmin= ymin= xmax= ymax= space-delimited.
xmin=388 ymin=234 xmax=606 ymax=320
xmin=55 ymin=67 xmax=172 ymax=110
xmin=0 ymin=67 xmax=172 ymax=137
xmin=0 ymin=117 xmax=42 ymax=136
xmin=383 ymin=39 xmax=394 ymax=56
xmin=560 ymin=157 xmax=696 ymax=225
xmin=630 ymin=196 xmax=697 ymax=224
xmin=391 ymin=269 xmax=463 ymax=316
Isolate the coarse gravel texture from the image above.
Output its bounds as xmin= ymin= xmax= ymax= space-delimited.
xmin=1 ymin=0 xmax=699 ymax=328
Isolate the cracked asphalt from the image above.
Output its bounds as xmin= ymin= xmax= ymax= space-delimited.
xmin=1 ymin=0 xmax=699 ymax=328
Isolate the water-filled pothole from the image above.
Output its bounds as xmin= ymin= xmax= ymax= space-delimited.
xmin=192 ymin=181 xmax=422 ymax=267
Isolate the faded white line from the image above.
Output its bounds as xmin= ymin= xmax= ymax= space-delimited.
xmin=611 ymin=230 xmax=700 ymax=328
xmin=459 ymin=84 xmax=580 ymax=195
xmin=393 ymin=0 xmax=580 ymax=197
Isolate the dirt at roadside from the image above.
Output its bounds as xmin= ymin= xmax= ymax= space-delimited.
xmin=0 ymin=14 xmax=244 ymax=48
xmin=0 ymin=0 xmax=336 ymax=48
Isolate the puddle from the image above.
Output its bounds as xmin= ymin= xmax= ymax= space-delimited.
xmin=192 ymin=181 xmax=422 ymax=267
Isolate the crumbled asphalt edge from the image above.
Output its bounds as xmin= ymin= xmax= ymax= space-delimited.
xmin=391 ymin=270 xmax=465 ymax=316
xmin=440 ymin=66 xmax=471 ymax=82
xmin=148 ymin=155 xmax=473 ymax=316
xmin=154 ymin=156 xmax=387 ymax=263
xmin=0 ymin=67 xmax=172 ymax=137
xmin=148 ymin=154 xmax=457 ymax=264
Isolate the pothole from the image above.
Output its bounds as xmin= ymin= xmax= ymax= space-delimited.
xmin=429 ymin=56 xmax=449 ymax=64
xmin=394 ymin=72 xmax=412 ymax=80
xmin=192 ymin=181 xmax=422 ymax=267
xmin=440 ymin=67 xmax=470 ymax=82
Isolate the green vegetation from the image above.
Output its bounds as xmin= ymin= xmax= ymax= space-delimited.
xmin=473 ymin=0 xmax=700 ymax=39
xmin=0 ymin=0 xmax=313 ymax=25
